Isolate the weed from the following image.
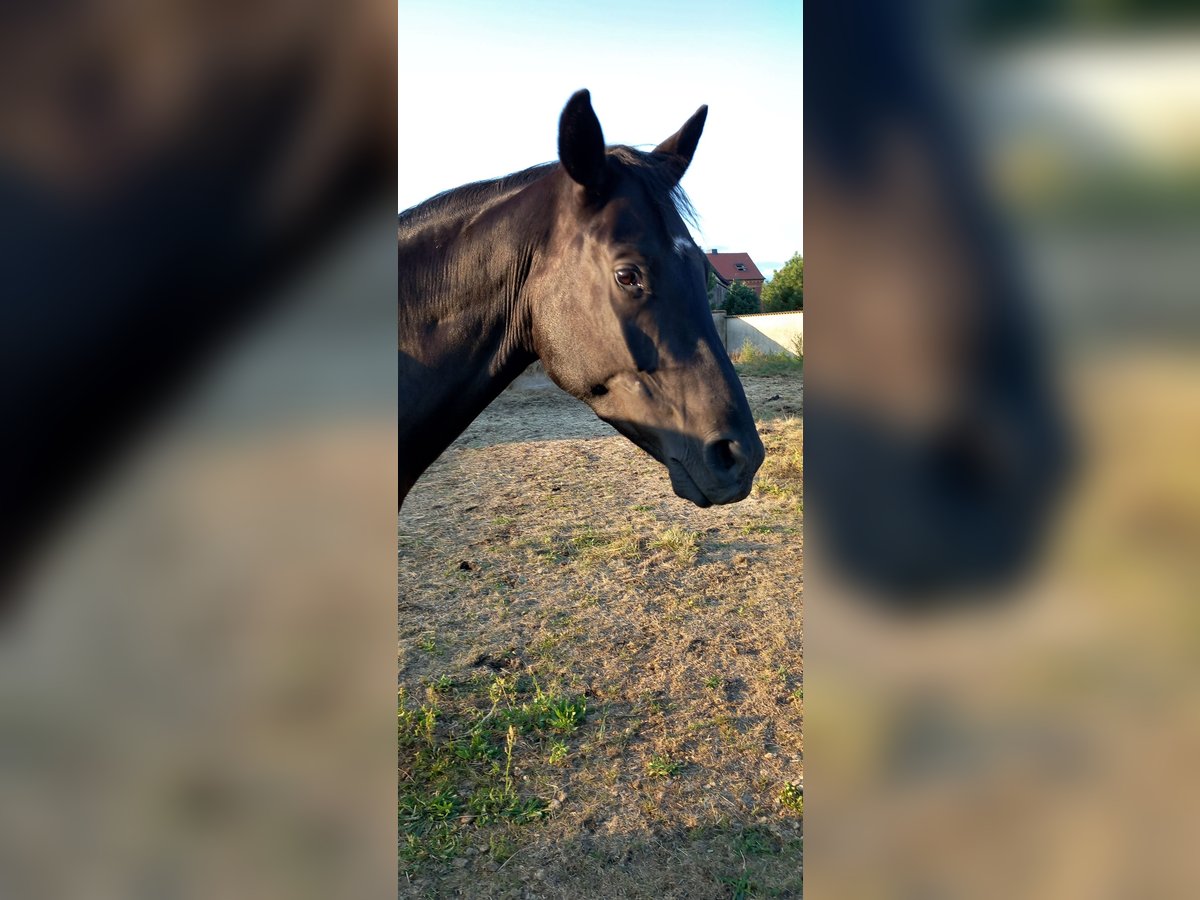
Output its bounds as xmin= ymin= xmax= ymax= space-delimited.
xmin=398 ymin=694 xmax=441 ymax=748
xmin=397 ymin=690 xmax=429 ymax=747
xmin=646 ymin=754 xmax=683 ymax=778
xmin=487 ymin=673 xmax=517 ymax=704
xmin=725 ymin=870 xmax=757 ymax=899
xmin=547 ymin=740 xmax=569 ymax=766
xmin=789 ymin=332 xmax=804 ymax=358
xmin=704 ymin=675 xmax=724 ymax=691
xmin=417 ymin=635 xmax=438 ymax=653
xmin=779 ymin=781 xmax=803 ymax=815
xmin=547 ymin=696 xmax=586 ymax=733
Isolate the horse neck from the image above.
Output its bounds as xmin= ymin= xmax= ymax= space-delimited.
xmin=398 ymin=176 xmax=551 ymax=482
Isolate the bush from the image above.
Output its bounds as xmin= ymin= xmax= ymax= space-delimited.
xmin=722 ymin=281 xmax=760 ymax=315
xmin=762 ymin=253 xmax=803 ymax=312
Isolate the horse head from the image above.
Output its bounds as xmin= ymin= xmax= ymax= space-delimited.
xmin=530 ymin=90 xmax=765 ymax=507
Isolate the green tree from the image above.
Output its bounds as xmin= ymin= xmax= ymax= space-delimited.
xmin=761 ymin=253 xmax=803 ymax=312
xmin=723 ymin=281 xmax=760 ymax=315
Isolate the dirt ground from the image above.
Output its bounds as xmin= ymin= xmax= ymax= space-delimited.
xmin=399 ymin=370 xmax=802 ymax=898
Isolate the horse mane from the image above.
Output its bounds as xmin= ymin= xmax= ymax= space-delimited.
xmin=397 ymin=145 xmax=697 ymax=237
xmin=397 ymin=163 xmax=556 ymax=235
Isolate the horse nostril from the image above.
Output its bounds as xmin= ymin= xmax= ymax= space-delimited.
xmin=705 ymin=438 xmax=740 ymax=475
xmin=590 ymin=383 xmax=609 ymax=397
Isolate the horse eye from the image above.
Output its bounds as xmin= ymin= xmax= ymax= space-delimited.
xmin=615 ymin=268 xmax=641 ymax=288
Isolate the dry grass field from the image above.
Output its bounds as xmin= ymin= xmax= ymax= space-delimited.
xmin=399 ymin=358 xmax=802 ymax=899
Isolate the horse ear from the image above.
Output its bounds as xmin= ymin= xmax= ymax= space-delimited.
xmin=655 ymin=105 xmax=708 ymax=184
xmin=558 ymin=89 xmax=608 ymax=194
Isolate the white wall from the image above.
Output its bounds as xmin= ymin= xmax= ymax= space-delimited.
xmin=714 ymin=311 xmax=803 ymax=356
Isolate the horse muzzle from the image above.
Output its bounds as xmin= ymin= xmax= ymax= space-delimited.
xmin=666 ymin=433 xmax=764 ymax=507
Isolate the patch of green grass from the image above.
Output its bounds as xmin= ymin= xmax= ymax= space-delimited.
xmin=533 ymin=538 xmax=571 ymax=565
xmin=575 ymin=527 xmax=644 ymax=565
xmin=567 ymin=526 xmax=606 ymax=553
xmin=704 ymin=675 xmax=724 ymax=691
xmin=532 ymin=526 xmax=646 ymax=567
xmin=735 ymin=826 xmax=782 ymax=857
xmin=529 ymin=616 xmax=584 ymax=662
xmin=732 ymin=340 xmax=803 ymax=377
xmin=741 ymin=522 xmax=776 ymax=535
xmin=398 ymin=677 xmax=587 ymax=874
xmin=753 ymin=479 xmax=796 ymax=499
xmin=649 ymin=525 xmax=702 ymax=564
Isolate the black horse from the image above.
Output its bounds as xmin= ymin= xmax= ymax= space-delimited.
xmin=398 ymin=90 xmax=764 ymax=508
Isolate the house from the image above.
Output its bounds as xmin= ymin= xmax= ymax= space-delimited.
xmin=705 ymin=250 xmax=766 ymax=297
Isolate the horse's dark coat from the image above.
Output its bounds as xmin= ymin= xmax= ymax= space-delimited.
xmin=398 ymin=90 xmax=763 ymax=508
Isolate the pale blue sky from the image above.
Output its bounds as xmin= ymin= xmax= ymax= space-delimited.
xmin=398 ymin=0 xmax=802 ymax=276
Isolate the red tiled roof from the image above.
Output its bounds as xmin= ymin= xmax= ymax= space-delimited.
xmin=706 ymin=252 xmax=764 ymax=284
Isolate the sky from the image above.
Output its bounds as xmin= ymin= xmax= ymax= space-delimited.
xmin=398 ymin=0 xmax=803 ymax=276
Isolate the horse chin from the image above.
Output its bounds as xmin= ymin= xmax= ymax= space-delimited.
xmin=666 ymin=459 xmax=715 ymax=508
xmin=670 ymin=454 xmax=761 ymax=506
xmin=599 ymin=414 xmax=753 ymax=507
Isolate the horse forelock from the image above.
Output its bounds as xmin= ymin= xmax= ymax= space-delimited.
xmin=606 ymin=145 xmax=698 ymax=231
